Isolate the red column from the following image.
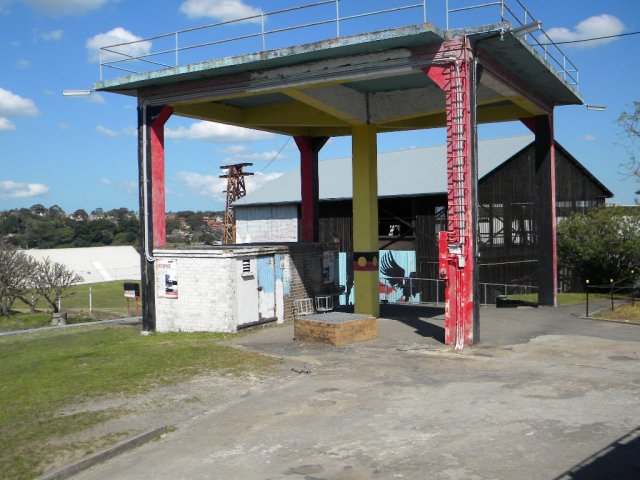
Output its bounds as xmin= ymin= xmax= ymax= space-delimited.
xmin=294 ymin=136 xmax=329 ymax=242
xmin=423 ymin=41 xmax=478 ymax=348
xmin=149 ymin=106 xmax=173 ymax=249
xmin=522 ymin=114 xmax=557 ymax=306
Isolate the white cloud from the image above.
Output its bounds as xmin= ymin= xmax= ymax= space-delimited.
xmin=41 ymin=29 xmax=64 ymax=41
xmin=16 ymin=59 xmax=31 ymax=70
xmin=222 ymin=144 xmax=247 ymax=154
xmin=96 ymin=125 xmax=121 ymax=137
xmin=86 ymin=27 xmax=151 ymax=63
xmin=23 ymin=0 xmax=107 ymax=16
xmin=86 ymin=92 xmax=106 ymax=105
xmin=174 ymin=171 xmax=226 ymax=202
xmin=165 ymin=121 xmax=273 ymax=143
xmin=582 ymin=134 xmax=596 ymax=142
xmin=0 ymin=87 xmax=39 ymax=117
xmin=0 ymin=180 xmax=49 ymax=199
xmin=58 ymin=122 xmax=70 ymax=130
xmin=547 ymin=14 xmax=625 ymax=48
xmin=179 ymin=0 xmax=262 ymax=22
xmin=96 ymin=124 xmax=136 ymax=137
xmin=0 ymin=117 xmax=16 ymax=131
xmin=174 ymin=170 xmax=282 ymax=202
xmin=99 ymin=178 xmax=137 ymax=196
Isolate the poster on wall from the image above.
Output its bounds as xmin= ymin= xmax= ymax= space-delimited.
xmin=322 ymin=251 xmax=335 ymax=284
xmin=157 ymin=259 xmax=178 ymax=299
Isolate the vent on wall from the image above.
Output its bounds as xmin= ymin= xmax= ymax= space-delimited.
xmin=242 ymin=258 xmax=251 ymax=275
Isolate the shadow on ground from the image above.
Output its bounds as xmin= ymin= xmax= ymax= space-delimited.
xmin=336 ymin=303 xmax=446 ymax=343
xmin=554 ymin=426 xmax=640 ymax=480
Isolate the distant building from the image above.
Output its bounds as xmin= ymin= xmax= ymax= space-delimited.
xmin=234 ymin=135 xmax=612 ymax=298
xmin=25 ymin=246 xmax=141 ymax=284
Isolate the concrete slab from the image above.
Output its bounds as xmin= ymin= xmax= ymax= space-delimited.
xmin=73 ymin=304 xmax=640 ymax=480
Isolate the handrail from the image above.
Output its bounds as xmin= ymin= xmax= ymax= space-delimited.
xmin=99 ymin=0 xmax=427 ymax=81
xmin=446 ymin=0 xmax=579 ymax=87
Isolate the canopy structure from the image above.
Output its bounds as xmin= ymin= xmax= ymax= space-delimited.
xmin=95 ymin=1 xmax=582 ymax=347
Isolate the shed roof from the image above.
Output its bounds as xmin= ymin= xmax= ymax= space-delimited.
xmin=234 ymin=135 xmax=612 ymax=206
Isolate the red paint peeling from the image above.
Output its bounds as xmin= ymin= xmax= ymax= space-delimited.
xmin=150 ymin=106 xmax=173 ymax=249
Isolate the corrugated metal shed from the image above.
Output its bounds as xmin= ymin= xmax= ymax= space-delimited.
xmin=235 ymin=135 xmax=538 ymax=206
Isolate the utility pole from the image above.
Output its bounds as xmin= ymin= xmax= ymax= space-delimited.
xmin=220 ymin=163 xmax=253 ymax=244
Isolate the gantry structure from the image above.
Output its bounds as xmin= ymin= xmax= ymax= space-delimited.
xmin=220 ymin=163 xmax=253 ymax=244
xmin=95 ymin=1 xmax=582 ymax=347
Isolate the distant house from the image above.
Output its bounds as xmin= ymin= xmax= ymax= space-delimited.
xmin=234 ymin=135 xmax=612 ymax=298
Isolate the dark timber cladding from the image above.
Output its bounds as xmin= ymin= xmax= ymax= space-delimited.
xmin=95 ymin=3 xmax=584 ymax=345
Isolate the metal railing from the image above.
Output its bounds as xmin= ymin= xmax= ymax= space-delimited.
xmin=377 ymin=276 xmax=536 ymax=306
xmin=446 ymin=0 xmax=579 ymax=86
xmin=99 ymin=0 xmax=427 ymax=80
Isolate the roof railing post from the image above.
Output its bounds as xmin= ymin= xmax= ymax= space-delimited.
xmin=445 ymin=0 xmax=449 ymax=30
xmin=423 ymin=0 xmax=427 ymax=23
xmin=175 ymin=32 xmax=179 ymax=67
xmin=500 ymin=0 xmax=505 ymax=22
xmin=99 ymin=50 xmax=103 ymax=81
xmin=335 ymin=0 xmax=340 ymax=37
xmin=261 ymin=13 xmax=265 ymax=50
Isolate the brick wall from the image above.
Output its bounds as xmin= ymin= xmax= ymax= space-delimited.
xmin=152 ymin=243 xmax=338 ymax=332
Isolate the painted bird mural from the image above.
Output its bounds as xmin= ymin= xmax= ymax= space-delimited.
xmin=380 ymin=251 xmax=417 ymax=302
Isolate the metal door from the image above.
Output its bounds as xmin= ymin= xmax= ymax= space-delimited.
xmin=257 ymin=255 xmax=276 ymax=321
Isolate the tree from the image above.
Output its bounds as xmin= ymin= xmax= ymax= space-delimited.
xmin=34 ymin=258 xmax=83 ymax=313
xmin=618 ymin=101 xmax=640 ymax=182
xmin=557 ymin=206 xmax=640 ymax=286
xmin=0 ymin=243 xmax=32 ymax=317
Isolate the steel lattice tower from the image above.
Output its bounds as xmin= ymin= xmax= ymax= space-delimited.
xmin=220 ymin=163 xmax=253 ymax=244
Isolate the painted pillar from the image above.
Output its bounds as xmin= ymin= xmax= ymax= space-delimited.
xmin=294 ymin=136 xmax=329 ymax=242
xmin=138 ymin=103 xmax=173 ymax=331
xmin=149 ymin=106 xmax=173 ymax=249
xmin=351 ymin=124 xmax=379 ymax=317
xmin=424 ymin=39 xmax=478 ymax=347
xmin=523 ymin=114 xmax=557 ymax=306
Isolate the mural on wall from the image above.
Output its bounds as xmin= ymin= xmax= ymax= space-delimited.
xmin=379 ymin=251 xmax=419 ymax=303
xmin=338 ymin=250 xmax=420 ymax=305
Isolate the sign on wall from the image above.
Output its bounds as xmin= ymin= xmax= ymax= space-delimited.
xmin=156 ymin=259 xmax=178 ymax=299
xmin=322 ymin=250 xmax=335 ymax=284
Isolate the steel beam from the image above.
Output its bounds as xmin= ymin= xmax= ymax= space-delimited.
xmin=294 ymin=136 xmax=329 ymax=243
xmin=424 ymin=38 xmax=478 ymax=348
xmin=351 ymin=124 xmax=379 ymax=317
xmin=522 ymin=114 xmax=557 ymax=306
xmin=138 ymin=104 xmax=172 ymax=332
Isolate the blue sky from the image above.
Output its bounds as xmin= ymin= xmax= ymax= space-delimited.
xmin=1 ymin=0 xmax=639 ymax=213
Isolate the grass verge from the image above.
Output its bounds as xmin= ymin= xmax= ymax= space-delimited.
xmin=0 ymin=323 xmax=279 ymax=479
xmin=595 ymin=303 xmax=640 ymax=324
xmin=507 ymin=292 xmax=622 ymax=305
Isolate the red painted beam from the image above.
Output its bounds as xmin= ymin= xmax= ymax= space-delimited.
xmin=150 ymin=106 xmax=173 ymax=249
xmin=294 ymin=136 xmax=328 ymax=243
xmin=423 ymin=39 xmax=477 ymax=347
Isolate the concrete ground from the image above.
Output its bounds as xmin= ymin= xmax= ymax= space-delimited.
xmin=73 ymin=304 xmax=640 ymax=480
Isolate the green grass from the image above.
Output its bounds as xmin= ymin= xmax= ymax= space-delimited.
xmin=0 ymin=324 xmax=279 ymax=479
xmin=12 ymin=279 xmax=140 ymax=318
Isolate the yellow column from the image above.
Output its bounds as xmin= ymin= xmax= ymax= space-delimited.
xmin=351 ymin=124 xmax=379 ymax=317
